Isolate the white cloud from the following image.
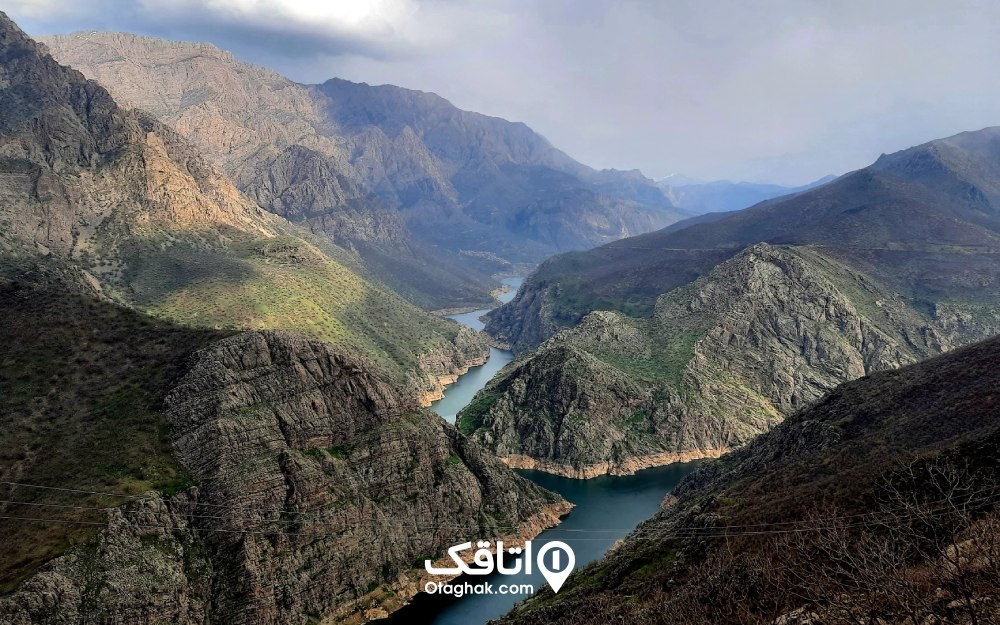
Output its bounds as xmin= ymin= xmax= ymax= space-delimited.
xmin=140 ymin=0 xmax=421 ymax=48
xmin=9 ymin=0 xmax=1000 ymax=184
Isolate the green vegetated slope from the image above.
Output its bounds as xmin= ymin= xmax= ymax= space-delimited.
xmin=117 ymin=234 xmax=478 ymax=385
xmin=461 ymin=244 xmax=955 ymax=476
xmin=487 ymin=128 xmax=1000 ymax=353
xmin=0 ymin=276 xmax=225 ymax=592
xmin=501 ymin=332 xmax=1000 ymax=625
xmin=0 ymin=12 xmax=483 ymax=396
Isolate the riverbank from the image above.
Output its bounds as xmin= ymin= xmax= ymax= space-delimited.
xmin=416 ymin=352 xmax=490 ymax=407
xmin=499 ymin=448 xmax=730 ymax=479
xmin=430 ymin=275 xmax=524 ymax=316
xmin=424 ymin=278 xmax=523 ymax=415
xmin=385 ymin=275 xmax=704 ymax=625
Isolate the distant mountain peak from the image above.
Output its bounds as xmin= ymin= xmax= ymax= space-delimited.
xmin=656 ymin=173 xmax=704 ymax=186
xmin=43 ymin=30 xmax=691 ymax=309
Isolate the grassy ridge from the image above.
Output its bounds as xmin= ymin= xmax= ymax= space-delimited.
xmin=118 ymin=235 xmax=465 ymax=383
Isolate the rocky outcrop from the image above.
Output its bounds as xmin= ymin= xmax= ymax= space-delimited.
xmin=462 ymin=244 xmax=950 ymax=476
xmin=0 ymin=16 xmax=278 ymax=262
xmin=0 ymin=330 xmax=566 ymax=624
xmin=483 ymin=271 xmax=568 ymax=356
xmin=500 ymin=449 xmax=729 ymax=479
xmin=499 ymin=334 xmax=1000 ymax=625
xmin=0 ymin=494 xmax=212 ymax=625
xmin=410 ymin=325 xmax=491 ymax=406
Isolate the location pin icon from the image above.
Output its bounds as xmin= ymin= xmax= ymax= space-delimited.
xmin=536 ymin=541 xmax=575 ymax=593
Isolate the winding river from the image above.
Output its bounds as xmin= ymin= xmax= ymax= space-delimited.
xmin=383 ymin=277 xmax=702 ymax=625
xmin=427 ymin=277 xmax=518 ymax=422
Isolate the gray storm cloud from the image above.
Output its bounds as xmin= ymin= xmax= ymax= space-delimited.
xmin=8 ymin=0 xmax=1000 ymax=185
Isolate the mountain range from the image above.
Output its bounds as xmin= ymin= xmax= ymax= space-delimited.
xmin=0 ymin=16 xmax=500 ymax=405
xmin=658 ymin=174 xmax=837 ymax=214
xmin=3 ymin=7 xmax=1000 ymax=625
xmin=473 ymin=127 xmax=1000 ymax=476
xmin=489 ymin=128 xmax=1000 ymax=352
xmin=40 ymin=32 xmax=693 ymax=310
xmin=0 ymin=13 xmax=569 ymax=623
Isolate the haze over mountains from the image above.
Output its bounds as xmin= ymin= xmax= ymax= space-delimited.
xmin=658 ymin=174 xmax=837 ymax=215
xmin=41 ymin=32 xmax=693 ymax=310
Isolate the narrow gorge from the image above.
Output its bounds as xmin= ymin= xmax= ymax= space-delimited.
xmin=379 ymin=278 xmax=704 ymax=625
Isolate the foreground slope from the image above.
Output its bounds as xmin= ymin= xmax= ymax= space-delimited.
xmin=488 ymin=128 xmax=1000 ymax=352
xmin=0 ymin=279 xmax=567 ymax=624
xmin=42 ymin=32 xmax=692 ymax=308
xmin=502 ymin=333 xmax=1000 ymax=625
xmin=0 ymin=14 xmax=485 ymax=402
xmin=461 ymin=244 xmax=950 ymax=476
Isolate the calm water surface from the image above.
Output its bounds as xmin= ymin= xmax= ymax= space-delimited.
xmin=382 ymin=463 xmax=702 ymax=625
xmin=387 ymin=276 xmax=701 ymax=624
xmin=429 ymin=277 xmax=522 ymax=423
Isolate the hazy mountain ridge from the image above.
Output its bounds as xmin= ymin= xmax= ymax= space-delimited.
xmin=658 ymin=174 xmax=837 ymax=214
xmin=42 ymin=31 xmax=692 ymax=309
xmin=488 ymin=127 xmax=1000 ymax=353
xmin=500 ymin=333 xmax=1000 ymax=624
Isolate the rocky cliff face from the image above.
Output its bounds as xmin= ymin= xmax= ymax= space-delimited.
xmin=462 ymin=244 xmax=949 ymax=477
xmin=0 ymin=20 xmax=277 ymax=262
xmin=499 ymin=335 xmax=1000 ymax=625
xmin=410 ymin=325 xmax=492 ymax=406
xmin=0 ymin=14 xmax=490 ymax=407
xmin=0 ymin=330 xmax=567 ymax=624
xmin=41 ymin=32 xmax=693 ymax=309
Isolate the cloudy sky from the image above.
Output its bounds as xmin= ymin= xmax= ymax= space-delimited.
xmin=8 ymin=0 xmax=1000 ymax=185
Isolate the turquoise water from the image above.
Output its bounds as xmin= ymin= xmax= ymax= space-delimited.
xmin=428 ymin=347 xmax=513 ymax=424
xmin=497 ymin=277 xmax=523 ymax=306
xmin=429 ymin=277 xmax=522 ymax=424
xmin=380 ymin=462 xmax=702 ymax=625
xmin=386 ymin=276 xmax=701 ymax=624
